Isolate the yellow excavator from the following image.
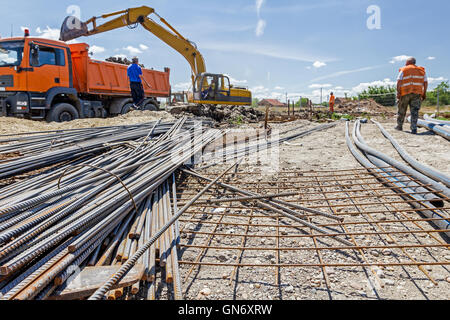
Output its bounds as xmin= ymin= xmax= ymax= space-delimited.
xmin=60 ymin=5 xmax=252 ymax=106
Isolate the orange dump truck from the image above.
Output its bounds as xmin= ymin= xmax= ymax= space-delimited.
xmin=0 ymin=36 xmax=171 ymax=122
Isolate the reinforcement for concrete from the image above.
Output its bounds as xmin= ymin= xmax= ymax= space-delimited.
xmin=171 ymin=167 xmax=449 ymax=300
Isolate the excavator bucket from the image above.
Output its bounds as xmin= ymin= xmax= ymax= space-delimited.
xmin=60 ymin=16 xmax=88 ymax=42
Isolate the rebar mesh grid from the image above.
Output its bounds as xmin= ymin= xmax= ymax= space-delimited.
xmin=174 ymin=167 xmax=450 ymax=300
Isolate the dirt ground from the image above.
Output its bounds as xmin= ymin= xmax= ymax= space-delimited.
xmin=270 ymin=118 xmax=449 ymax=174
xmin=0 ymin=110 xmax=174 ymax=135
xmin=0 ymin=113 xmax=448 ymax=301
xmin=172 ymin=117 xmax=449 ymax=301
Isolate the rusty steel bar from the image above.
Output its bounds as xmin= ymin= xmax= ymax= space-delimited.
xmin=88 ymin=160 xmax=242 ymax=300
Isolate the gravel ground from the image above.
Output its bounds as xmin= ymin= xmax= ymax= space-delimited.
xmin=268 ymin=118 xmax=449 ymax=174
xmin=0 ymin=115 xmax=448 ymax=300
xmin=173 ymin=117 xmax=450 ymax=301
xmin=0 ymin=110 xmax=174 ymax=134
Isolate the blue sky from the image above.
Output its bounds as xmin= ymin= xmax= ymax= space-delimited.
xmin=1 ymin=0 xmax=449 ymax=102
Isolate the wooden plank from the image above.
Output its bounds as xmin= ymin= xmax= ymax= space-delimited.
xmin=47 ymin=264 xmax=145 ymax=300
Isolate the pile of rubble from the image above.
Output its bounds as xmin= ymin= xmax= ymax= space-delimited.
xmin=168 ymin=104 xmax=264 ymax=123
xmin=335 ymin=98 xmax=395 ymax=115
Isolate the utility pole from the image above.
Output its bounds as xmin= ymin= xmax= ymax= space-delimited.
xmin=320 ymin=88 xmax=323 ymax=105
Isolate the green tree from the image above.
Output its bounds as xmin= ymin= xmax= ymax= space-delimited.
xmin=251 ymin=98 xmax=260 ymax=108
xmin=358 ymin=85 xmax=396 ymax=106
xmin=295 ymin=98 xmax=309 ymax=107
xmin=424 ymin=81 xmax=450 ymax=106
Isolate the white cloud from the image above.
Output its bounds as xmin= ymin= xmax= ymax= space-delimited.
xmin=0 ymin=53 xmax=16 ymax=64
xmin=227 ymin=76 xmax=248 ymax=86
xmin=311 ymin=89 xmax=323 ymax=96
xmin=251 ymin=85 xmax=278 ymax=99
xmin=255 ymin=0 xmax=266 ymax=37
xmin=389 ymin=55 xmax=411 ymax=64
xmin=310 ymin=65 xmax=383 ymax=82
xmin=428 ymin=77 xmax=448 ymax=84
xmin=309 ymin=83 xmax=332 ymax=89
xmin=35 ymin=26 xmax=60 ymax=41
xmin=298 ymin=79 xmax=397 ymax=103
xmin=427 ymin=56 xmax=436 ymax=60
xmin=287 ymin=92 xmax=307 ymax=99
xmin=123 ymin=44 xmax=149 ymax=55
xmin=251 ymin=85 xmax=307 ymax=101
xmin=256 ymin=0 xmax=265 ymax=16
xmin=351 ymin=78 xmax=396 ymax=94
xmin=123 ymin=46 xmax=143 ymax=55
xmin=202 ymin=42 xmax=331 ymax=63
xmin=89 ymin=45 xmax=105 ymax=55
xmin=223 ymin=74 xmax=248 ymax=86
xmin=322 ymin=77 xmax=449 ymax=100
xmin=173 ymin=82 xmax=192 ymax=91
xmin=253 ymin=2 xmax=346 ymax=14
xmin=255 ymin=19 xmax=266 ymax=37
xmin=251 ymin=85 xmax=269 ymax=94
xmin=312 ymin=61 xmax=327 ymax=68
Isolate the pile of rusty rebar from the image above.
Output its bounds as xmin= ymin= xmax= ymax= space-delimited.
xmin=0 ymin=119 xmax=340 ymax=300
xmin=0 ymin=117 xmax=221 ymax=300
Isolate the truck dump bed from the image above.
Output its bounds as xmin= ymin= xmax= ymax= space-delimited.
xmin=69 ymin=43 xmax=171 ymax=98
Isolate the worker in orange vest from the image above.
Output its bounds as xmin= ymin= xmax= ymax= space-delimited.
xmin=329 ymin=92 xmax=335 ymax=113
xmin=396 ymin=57 xmax=428 ymax=134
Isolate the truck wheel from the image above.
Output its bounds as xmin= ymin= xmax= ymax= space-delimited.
xmin=100 ymin=108 xmax=109 ymax=118
xmin=121 ymin=103 xmax=134 ymax=115
xmin=143 ymin=102 xmax=158 ymax=111
xmin=46 ymin=103 xmax=80 ymax=122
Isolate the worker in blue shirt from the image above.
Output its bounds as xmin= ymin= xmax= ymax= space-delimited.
xmin=127 ymin=57 xmax=151 ymax=109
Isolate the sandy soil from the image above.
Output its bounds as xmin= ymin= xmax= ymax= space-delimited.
xmin=0 ymin=114 xmax=448 ymax=301
xmin=270 ymin=119 xmax=449 ymax=174
xmin=173 ymin=117 xmax=450 ymax=301
xmin=0 ymin=110 xmax=174 ymax=135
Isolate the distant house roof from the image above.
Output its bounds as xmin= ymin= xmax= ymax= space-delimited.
xmin=258 ymin=99 xmax=286 ymax=107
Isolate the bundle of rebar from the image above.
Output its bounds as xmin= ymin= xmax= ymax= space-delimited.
xmin=0 ymin=119 xmax=342 ymax=300
xmin=0 ymin=117 xmax=221 ymax=300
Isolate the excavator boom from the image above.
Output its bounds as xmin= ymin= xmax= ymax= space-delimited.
xmin=59 ymin=6 xmax=252 ymax=106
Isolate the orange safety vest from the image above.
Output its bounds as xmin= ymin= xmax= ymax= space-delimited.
xmin=398 ymin=65 xmax=426 ymax=96
xmin=329 ymin=95 xmax=335 ymax=104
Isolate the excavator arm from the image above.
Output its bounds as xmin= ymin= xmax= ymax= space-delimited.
xmin=60 ymin=6 xmax=206 ymax=86
xmin=60 ymin=5 xmax=252 ymax=106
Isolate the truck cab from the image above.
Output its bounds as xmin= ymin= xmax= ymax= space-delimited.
xmin=0 ymin=36 xmax=75 ymax=120
xmin=0 ymin=34 xmax=171 ymax=122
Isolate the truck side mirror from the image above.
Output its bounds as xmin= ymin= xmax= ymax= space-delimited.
xmin=30 ymin=44 xmax=39 ymax=67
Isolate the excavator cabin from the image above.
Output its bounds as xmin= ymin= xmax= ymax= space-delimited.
xmin=192 ymin=73 xmax=251 ymax=106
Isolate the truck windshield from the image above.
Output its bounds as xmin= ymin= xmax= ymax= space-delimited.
xmin=0 ymin=41 xmax=24 ymax=67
